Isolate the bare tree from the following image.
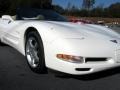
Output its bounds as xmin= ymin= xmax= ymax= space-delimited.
xmin=82 ymin=0 xmax=95 ymax=10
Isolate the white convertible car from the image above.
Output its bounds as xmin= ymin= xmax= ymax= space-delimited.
xmin=0 ymin=8 xmax=120 ymax=75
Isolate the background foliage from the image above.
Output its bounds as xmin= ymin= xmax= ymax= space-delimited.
xmin=0 ymin=0 xmax=119 ymax=18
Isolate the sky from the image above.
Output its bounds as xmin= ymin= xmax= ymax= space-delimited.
xmin=52 ymin=0 xmax=120 ymax=8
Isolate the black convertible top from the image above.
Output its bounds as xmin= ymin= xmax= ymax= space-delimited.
xmin=16 ymin=8 xmax=68 ymax=22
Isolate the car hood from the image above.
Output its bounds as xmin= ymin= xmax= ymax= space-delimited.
xmin=45 ymin=21 xmax=120 ymax=41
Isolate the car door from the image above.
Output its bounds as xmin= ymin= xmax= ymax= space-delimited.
xmin=0 ymin=19 xmax=11 ymax=38
xmin=0 ymin=17 xmax=22 ymax=47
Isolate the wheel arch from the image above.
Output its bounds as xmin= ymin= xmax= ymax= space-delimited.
xmin=24 ymin=27 xmax=38 ymax=42
xmin=24 ymin=27 xmax=48 ymax=73
xmin=24 ymin=27 xmax=46 ymax=64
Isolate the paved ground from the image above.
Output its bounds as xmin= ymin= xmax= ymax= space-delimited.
xmin=0 ymin=28 xmax=120 ymax=90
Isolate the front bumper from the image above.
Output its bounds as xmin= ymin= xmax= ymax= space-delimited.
xmin=47 ymin=58 xmax=120 ymax=75
xmin=45 ymin=38 xmax=120 ymax=75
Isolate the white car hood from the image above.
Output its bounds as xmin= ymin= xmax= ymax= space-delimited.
xmin=46 ymin=21 xmax=120 ymax=41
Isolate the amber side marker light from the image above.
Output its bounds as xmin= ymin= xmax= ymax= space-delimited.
xmin=56 ymin=54 xmax=84 ymax=63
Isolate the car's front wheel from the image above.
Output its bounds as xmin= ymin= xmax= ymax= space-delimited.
xmin=25 ymin=31 xmax=47 ymax=73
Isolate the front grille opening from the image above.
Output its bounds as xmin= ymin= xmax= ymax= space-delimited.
xmin=85 ymin=58 xmax=107 ymax=63
xmin=75 ymin=68 xmax=91 ymax=71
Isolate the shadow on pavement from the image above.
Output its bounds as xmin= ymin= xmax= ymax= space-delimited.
xmin=0 ymin=42 xmax=8 ymax=46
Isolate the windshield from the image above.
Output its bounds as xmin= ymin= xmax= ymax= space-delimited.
xmin=17 ymin=8 xmax=68 ymax=22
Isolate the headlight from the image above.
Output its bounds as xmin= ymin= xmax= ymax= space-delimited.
xmin=56 ymin=54 xmax=85 ymax=63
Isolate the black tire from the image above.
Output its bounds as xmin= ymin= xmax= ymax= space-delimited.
xmin=25 ymin=31 xmax=47 ymax=74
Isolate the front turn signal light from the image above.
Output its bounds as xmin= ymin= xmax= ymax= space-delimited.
xmin=56 ymin=54 xmax=84 ymax=63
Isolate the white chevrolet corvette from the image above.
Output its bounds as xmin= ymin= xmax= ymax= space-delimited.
xmin=0 ymin=8 xmax=120 ymax=75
